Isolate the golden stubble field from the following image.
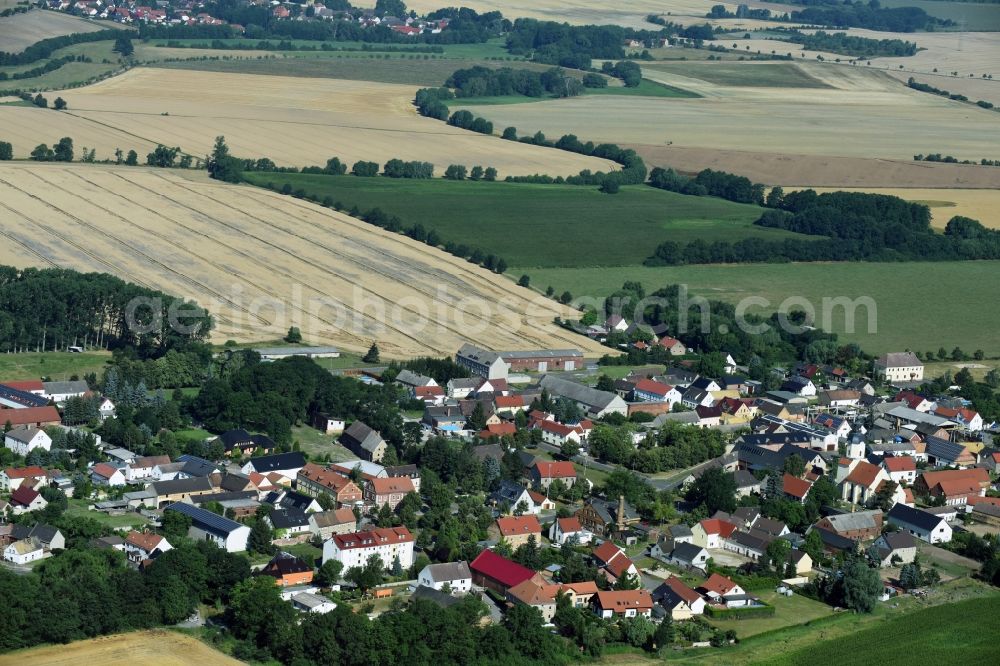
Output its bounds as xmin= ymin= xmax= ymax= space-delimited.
xmin=0 ymin=162 xmax=606 ymax=358
xmin=0 ymin=631 xmax=241 ymax=666
xmin=0 ymin=10 xmax=112 ymax=53
xmin=0 ymin=68 xmax=612 ymax=177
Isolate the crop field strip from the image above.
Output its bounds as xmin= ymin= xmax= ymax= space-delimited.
xmin=0 ymin=68 xmax=615 ymax=176
xmin=0 ymin=163 xmax=601 ymax=357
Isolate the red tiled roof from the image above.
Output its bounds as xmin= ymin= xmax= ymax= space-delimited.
xmin=526 ymin=490 xmax=550 ymax=505
xmin=126 ymin=531 xmax=165 ymax=552
xmin=557 ymin=517 xmax=582 ymax=533
xmin=882 ymin=456 xmax=916 ymax=473
xmin=592 ymin=540 xmax=622 ymax=565
xmin=330 ymin=526 xmax=413 ymax=551
xmin=634 ymin=379 xmax=672 ymax=396
xmin=479 ymin=422 xmax=516 ymax=438
xmin=495 ymin=396 xmax=524 ymax=408
xmin=537 ymin=421 xmax=576 ymax=437
xmin=664 ymin=576 xmax=702 ymax=605
xmin=414 ymin=385 xmax=444 ymax=397
xmin=533 ymin=460 xmax=576 ymax=478
xmin=701 ymin=573 xmax=739 ymax=596
xmin=1 ymin=380 xmax=43 ymax=392
xmin=920 ymin=468 xmax=989 ymax=489
xmin=92 ymin=463 xmax=119 ymax=479
xmin=698 ymin=518 xmax=737 ymax=538
xmin=782 ymin=473 xmax=813 ymax=499
xmin=934 ymin=478 xmax=982 ymax=497
xmin=10 ymin=485 xmax=41 ymax=506
xmin=368 ymin=477 xmax=414 ymax=495
xmin=594 ymin=590 xmax=652 ymax=612
xmin=657 ymin=336 xmax=683 ymax=348
xmin=3 ymin=465 xmax=47 ymax=479
xmin=844 ymin=461 xmax=882 ymax=488
xmin=470 ymin=549 xmax=536 ymax=588
xmin=497 ymin=515 xmax=541 ymax=537
xmin=0 ymin=406 xmax=60 ymax=426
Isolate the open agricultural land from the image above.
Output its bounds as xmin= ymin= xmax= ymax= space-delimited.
xmin=0 ymin=631 xmax=240 ymax=666
xmin=0 ymin=10 xmax=110 ymax=53
xmin=240 ymin=174 xmax=819 ymax=268
xmin=523 ymin=260 xmax=1000 ymax=356
xmin=806 ymin=187 xmax=1000 ymax=228
xmin=0 ymin=162 xmax=604 ymax=358
xmin=0 ymin=67 xmax=613 ymax=177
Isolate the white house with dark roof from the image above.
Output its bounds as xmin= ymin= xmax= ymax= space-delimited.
xmin=455 ymin=344 xmax=508 ymax=380
xmin=339 ymin=422 xmax=387 ymax=462
xmin=418 ymin=561 xmax=472 ymax=593
xmin=887 ymin=504 xmax=952 ymax=544
xmin=4 ymin=427 xmax=52 ymax=456
xmin=875 ymin=352 xmax=924 ymax=383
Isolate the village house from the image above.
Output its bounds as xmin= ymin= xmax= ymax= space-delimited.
xmin=534 ymin=420 xmax=583 ymax=450
xmin=148 ymin=477 xmax=216 ymax=508
xmin=455 ymin=344 xmax=508 ymax=380
xmin=3 ymin=538 xmax=44 ymax=565
xmin=656 ymin=336 xmax=687 ymax=356
xmin=692 ymin=518 xmax=738 ymax=549
xmin=497 ymin=515 xmax=542 ymax=548
xmin=699 ymin=573 xmax=754 ymax=607
xmin=90 ymin=462 xmax=127 ymax=487
xmin=10 ymin=486 xmax=47 ymax=514
xmin=308 ymin=508 xmax=357 ymax=540
xmin=260 ymin=552 xmax=314 ymax=587
xmin=873 ymin=531 xmax=918 ymax=567
xmin=593 ymin=590 xmax=653 ymax=619
xmin=881 ymin=456 xmax=917 ymax=485
xmin=242 ymin=452 xmax=306 ymax=482
xmin=339 ymin=421 xmax=388 ymax=462
xmin=887 ymin=503 xmax=952 ymax=544
xmin=165 ymin=502 xmax=252 ymax=552
xmin=914 ymin=468 xmax=990 ymax=505
xmin=591 ymin=540 xmax=638 ymax=584
xmin=289 ymin=592 xmax=337 ymax=614
xmin=470 ymin=548 xmax=543 ymax=594
xmin=814 ymin=510 xmax=883 ymax=541
xmin=874 ymin=352 xmax=924 ymax=383
xmin=575 ymin=496 xmax=640 ymax=538
xmin=529 ymin=460 xmax=577 ymax=490
xmin=0 ymin=465 xmax=48 ymax=492
xmin=41 ymin=379 xmax=89 ymax=403
xmin=365 ymin=476 xmax=415 ymax=511
xmin=296 ymin=463 xmax=364 ymax=506
xmin=538 ymin=375 xmax=628 ymax=418
xmin=507 ymin=579 xmax=598 ymax=623
xmin=933 ymin=406 xmax=983 ymax=432
xmin=418 ymin=561 xmax=472 ymax=593
xmin=549 ymin=516 xmax=592 ymax=545
xmin=9 ymin=524 xmax=64 ymax=553
xmin=125 ymin=455 xmax=170 ymax=483
xmin=4 ymin=427 xmax=52 ymax=456
xmin=322 ymin=526 xmax=414 ymax=570
xmin=817 ymin=389 xmax=861 ymax=409
xmin=313 ymin=414 xmax=345 ymax=435
xmin=0 ymin=406 xmax=60 ymax=428
xmin=652 ymin=577 xmax=706 ymax=620
xmin=124 ymin=531 xmax=172 ymax=564
xmin=216 ymin=429 xmax=277 ymax=458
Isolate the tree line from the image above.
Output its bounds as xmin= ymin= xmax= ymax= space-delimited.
xmin=786 ymin=1 xmax=948 ymax=32
xmin=777 ymin=29 xmax=917 ymax=57
xmin=649 ymin=166 xmax=764 ymax=204
xmin=646 ymin=188 xmax=999 ymax=265
xmin=0 ymin=29 xmax=123 ymax=67
xmin=0 ymin=266 xmax=212 ymax=356
xmin=505 ymin=18 xmax=670 ymax=68
xmin=445 ymin=65 xmax=585 ymax=99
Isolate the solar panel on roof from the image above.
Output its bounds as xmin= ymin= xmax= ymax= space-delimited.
xmin=165 ymin=502 xmax=243 ymax=534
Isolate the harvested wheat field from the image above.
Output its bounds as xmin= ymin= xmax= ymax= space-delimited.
xmin=628 ymin=145 xmax=1000 ymax=189
xmin=407 ymin=0 xmax=717 ymax=28
xmin=806 ymin=187 xmax=1000 ymax=228
xmin=3 ymin=68 xmax=612 ymax=176
xmin=463 ymin=64 xmax=1000 ymax=163
xmin=0 ymin=631 xmax=241 ymax=666
xmin=0 ymin=11 xmax=113 ymax=53
xmin=0 ymin=162 xmax=605 ymax=358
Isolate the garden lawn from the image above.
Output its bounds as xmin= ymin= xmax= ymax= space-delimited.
xmin=0 ymin=351 xmax=110 ymax=381
xmin=707 ymin=589 xmax=834 ymax=639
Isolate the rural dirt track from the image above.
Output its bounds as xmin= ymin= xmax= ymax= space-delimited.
xmin=0 ymin=162 xmax=606 ymax=358
xmin=0 ymin=630 xmax=241 ymax=665
xmin=0 ymin=68 xmax=613 ymax=177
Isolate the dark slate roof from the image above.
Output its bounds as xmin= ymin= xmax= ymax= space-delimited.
xmin=813 ymin=527 xmax=855 ymax=552
xmin=175 ymin=455 xmax=218 ymax=477
xmin=165 ymin=502 xmax=245 ymax=535
xmin=670 ymin=541 xmax=706 ymax=563
xmin=151 ymin=477 xmax=214 ymax=495
xmin=269 ymin=508 xmax=310 ymax=530
xmin=411 ymin=584 xmax=462 ymax=608
xmin=11 ymin=523 xmax=61 ymax=544
xmin=888 ymin=504 xmax=945 ymax=532
xmin=490 ymin=480 xmax=527 ymax=506
xmin=249 ymin=451 xmax=306 ymax=473
xmin=275 ymin=490 xmax=316 ymax=512
xmin=737 ymin=433 xmax=812 ymax=447
xmin=340 ymin=421 xmax=385 ymax=454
